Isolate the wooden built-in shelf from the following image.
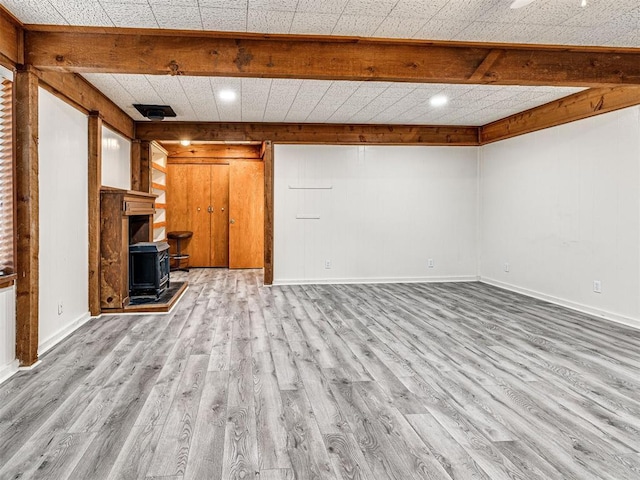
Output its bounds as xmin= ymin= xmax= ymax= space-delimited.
xmin=153 ymin=221 xmax=167 ymax=229
xmin=0 ymin=273 xmax=17 ymax=289
xmin=151 ymin=182 xmax=166 ymax=191
xmin=155 ymin=203 xmax=167 ymax=209
xmin=152 ymin=161 xmax=167 ymax=173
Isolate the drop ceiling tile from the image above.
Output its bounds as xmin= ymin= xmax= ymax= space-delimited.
xmin=331 ymin=15 xmax=385 ymax=36
xmin=296 ymin=0 xmax=348 ymax=15
xmin=477 ymin=1 xmax=580 ymax=26
xmin=201 ymin=8 xmax=247 ymax=31
xmin=249 ymin=0 xmax=299 ymax=11
xmin=1 ymin=0 xmax=67 ymax=24
xmin=388 ymin=0 xmax=449 ymax=19
xmin=533 ymin=24 xmax=625 ymax=46
xmin=562 ymin=1 xmax=639 ymax=27
xmin=114 ymin=76 xmax=165 ymax=105
xmin=412 ymin=19 xmax=469 ymax=40
xmin=179 ymin=77 xmax=220 ymax=121
xmin=342 ymin=0 xmax=397 ymax=17
xmin=152 ymin=5 xmax=202 ymax=29
xmin=147 ymin=0 xmax=198 ymax=5
xmin=289 ymin=12 xmax=341 ymax=34
xmin=433 ymin=0 xmax=497 ymax=22
xmin=100 ymin=3 xmax=159 ymax=28
xmin=351 ymin=86 xmax=389 ymax=98
xmin=48 ymin=0 xmax=114 ymax=26
xmin=248 ymin=10 xmax=295 ymax=33
xmin=99 ymin=0 xmax=148 ymax=3
xmin=456 ymin=22 xmax=551 ymax=44
xmin=199 ymin=0 xmax=248 ymax=7
xmin=373 ymin=17 xmax=427 ymax=38
xmin=82 ymin=74 xmax=586 ymax=126
xmin=82 ymin=74 xmax=137 ymax=105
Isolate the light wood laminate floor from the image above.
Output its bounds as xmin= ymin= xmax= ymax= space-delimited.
xmin=1 ymin=269 xmax=640 ymax=479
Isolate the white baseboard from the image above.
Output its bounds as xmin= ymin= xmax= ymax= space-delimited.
xmin=274 ymin=275 xmax=479 ymax=286
xmin=38 ymin=312 xmax=93 ymax=356
xmin=480 ymin=277 xmax=640 ymax=331
xmin=0 ymin=359 xmax=19 ymax=385
xmin=18 ymin=360 xmax=42 ymax=371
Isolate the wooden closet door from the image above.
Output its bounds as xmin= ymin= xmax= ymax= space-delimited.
xmin=210 ymin=164 xmax=229 ymax=267
xmin=229 ymin=160 xmax=264 ymax=268
xmin=167 ymin=164 xmax=211 ymax=267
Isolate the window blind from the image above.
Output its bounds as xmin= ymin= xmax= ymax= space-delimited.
xmin=0 ymin=78 xmax=14 ymax=276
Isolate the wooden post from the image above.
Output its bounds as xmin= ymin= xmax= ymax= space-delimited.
xmin=130 ymin=139 xmax=141 ymax=191
xmin=15 ymin=66 xmax=39 ymax=366
xmin=263 ymin=141 xmax=274 ymax=286
xmin=130 ymin=139 xmax=150 ymax=192
xmin=88 ymin=113 xmax=102 ymax=316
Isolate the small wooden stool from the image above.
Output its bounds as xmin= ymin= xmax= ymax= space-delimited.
xmin=167 ymin=231 xmax=193 ymax=271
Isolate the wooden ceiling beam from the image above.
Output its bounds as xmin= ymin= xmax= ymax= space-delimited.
xmin=135 ymin=122 xmax=480 ymax=146
xmin=480 ymin=86 xmax=640 ymax=144
xmin=0 ymin=6 xmax=24 ymax=66
xmin=160 ymin=143 xmax=262 ymax=159
xmin=24 ymin=26 xmax=640 ymax=87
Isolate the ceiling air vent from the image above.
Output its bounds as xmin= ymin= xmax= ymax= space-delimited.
xmin=133 ymin=104 xmax=177 ymax=121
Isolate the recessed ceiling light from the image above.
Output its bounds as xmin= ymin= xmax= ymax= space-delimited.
xmin=219 ymin=90 xmax=237 ymax=102
xmin=180 ymin=140 xmax=191 ymax=146
xmin=430 ymin=95 xmax=448 ymax=107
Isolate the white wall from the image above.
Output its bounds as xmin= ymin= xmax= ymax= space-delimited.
xmin=0 ymin=285 xmax=16 ymax=382
xmin=480 ymin=106 xmax=640 ymax=327
xmin=101 ymin=125 xmax=131 ymax=190
xmin=274 ymin=145 xmax=479 ymax=284
xmin=38 ymin=88 xmax=91 ymax=353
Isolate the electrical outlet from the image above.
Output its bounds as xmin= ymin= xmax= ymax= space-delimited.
xmin=504 ymin=262 xmax=510 ymax=273
xmin=427 ymin=258 xmax=434 ymax=268
xmin=57 ymin=302 xmax=63 ymax=315
xmin=593 ymin=280 xmax=602 ymax=293
xmin=324 ymin=260 xmax=332 ymax=269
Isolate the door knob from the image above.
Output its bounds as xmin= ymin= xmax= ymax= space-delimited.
xmin=207 ymin=205 xmax=213 ymax=213
xmin=197 ymin=207 xmax=201 ymax=212
xmin=230 ymin=218 xmax=236 ymax=224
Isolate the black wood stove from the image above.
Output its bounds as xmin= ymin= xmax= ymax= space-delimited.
xmin=129 ymin=241 xmax=170 ymax=298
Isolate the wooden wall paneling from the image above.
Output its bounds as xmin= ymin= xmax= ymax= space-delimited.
xmin=25 ymin=27 xmax=640 ymax=87
xmin=160 ymin=143 xmax=261 ymax=159
xmin=88 ymin=113 xmax=102 ymax=316
xmin=211 ymin=165 xmax=229 ymax=267
xmin=167 ymin=157 xmax=231 ymax=165
xmin=15 ymin=67 xmax=39 ymax=366
xmin=480 ymin=86 xmax=640 ymax=144
xmin=229 ymin=160 xmax=265 ymax=269
xmin=33 ymin=70 xmax=134 ymax=140
xmin=167 ymin=164 xmax=211 ymax=267
xmin=0 ymin=6 xmax=23 ymax=67
xmin=136 ymin=122 xmax=480 ymax=145
xmin=263 ymin=141 xmax=273 ymax=285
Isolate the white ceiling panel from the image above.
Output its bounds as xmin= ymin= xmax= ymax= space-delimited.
xmin=331 ymin=15 xmax=384 ymax=36
xmin=82 ymin=73 xmax=584 ymax=126
xmin=201 ymin=8 xmax=247 ymax=31
xmin=248 ymin=10 xmax=295 ymax=33
xmin=99 ymin=3 xmax=157 ymax=28
xmin=289 ymin=12 xmax=341 ymax=34
xmin=296 ymin=0 xmax=348 ymax=15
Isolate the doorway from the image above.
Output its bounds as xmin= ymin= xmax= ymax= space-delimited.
xmin=165 ymin=143 xmax=264 ymax=268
